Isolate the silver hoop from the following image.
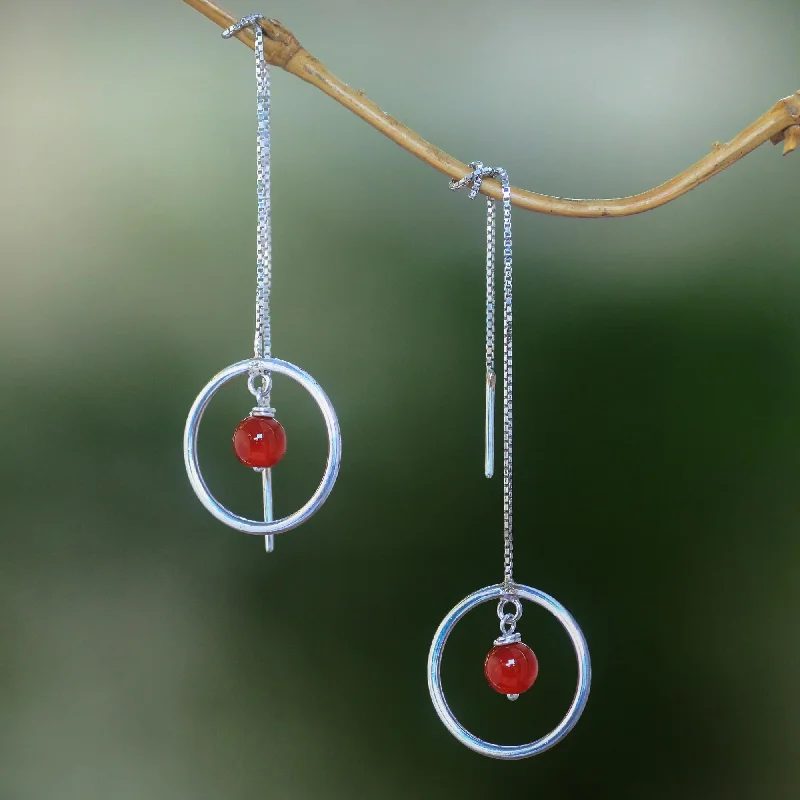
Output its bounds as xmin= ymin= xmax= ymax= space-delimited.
xmin=427 ymin=583 xmax=591 ymax=760
xmin=184 ymin=358 xmax=341 ymax=535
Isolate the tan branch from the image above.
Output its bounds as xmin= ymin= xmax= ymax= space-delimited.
xmin=182 ymin=0 xmax=799 ymax=218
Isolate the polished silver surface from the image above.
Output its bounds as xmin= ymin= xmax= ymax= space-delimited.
xmin=453 ymin=162 xmax=498 ymax=481
xmin=493 ymin=631 xmax=521 ymax=646
xmin=223 ymin=14 xmax=273 ymax=377
xmin=184 ymin=358 xmax=341 ymax=535
xmin=224 ymin=14 xmax=276 ymax=429
xmin=497 ymin=594 xmax=523 ymax=637
xmin=497 ymin=596 xmax=523 ymax=623
xmin=451 ymin=163 xmax=515 ymax=588
xmin=247 ymin=371 xmax=272 ymax=400
xmin=184 ymin=19 xmax=341 ymax=543
xmin=484 ymin=185 xmax=496 ymax=481
xmin=484 ymin=371 xmax=495 ymax=479
xmin=248 ymin=372 xmax=275 ymax=417
xmin=440 ymin=167 xmax=591 ymax=758
xmin=427 ymin=583 xmax=591 ymax=760
xmin=262 ymin=467 xmax=274 ymax=552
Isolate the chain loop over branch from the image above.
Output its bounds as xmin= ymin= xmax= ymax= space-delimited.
xmin=181 ymin=0 xmax=799 ymax=218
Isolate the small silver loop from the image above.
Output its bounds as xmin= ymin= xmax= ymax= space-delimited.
xmin=247 ymin=372 xmax=272 ymax=400
xmin=221 ymin=13 xmax=265 ymax=39
xmin=497 ymin=596 xmax=523 ymax=622
xmin=499 ymin=613 xmax=517 ymax=636
xmin=450 ymin=161 xmax=489 ymax=199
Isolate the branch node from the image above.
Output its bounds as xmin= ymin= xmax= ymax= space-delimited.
xmin=781 ymin=125 xmax=800 ymax=156
xmin=259 ymin=17 xmax=306 ymax=70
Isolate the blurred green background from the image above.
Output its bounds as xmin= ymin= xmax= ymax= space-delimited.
xmin=1 ymin=0 xmax=799 ymax=797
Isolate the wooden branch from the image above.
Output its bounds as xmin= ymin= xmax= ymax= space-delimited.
xmin=182 ymin=0 xmax=799 ymax=218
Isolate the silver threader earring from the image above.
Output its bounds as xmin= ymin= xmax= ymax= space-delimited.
xmin=427 ymin=164 xmax=592 ymax=759
xmin=184 ymin=15 xmax=342 ymax=552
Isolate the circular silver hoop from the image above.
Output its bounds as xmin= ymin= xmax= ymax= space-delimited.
xmin=427 ymin=583 xmax=591 ymax=760
xmin=184 ymin=358 xmax=341 ymax=535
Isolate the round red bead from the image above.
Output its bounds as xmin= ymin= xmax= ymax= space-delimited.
xmin=232 ymin=415 xmax=287 ymax=469
xmin=484 ymin=642 xmax=539 ymax=696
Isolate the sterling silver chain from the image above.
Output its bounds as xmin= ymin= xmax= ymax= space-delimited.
xmin=451 ymin=164 xmax=514 ymax=589
xmin=223 ymin=15 xmax=272 ymax=404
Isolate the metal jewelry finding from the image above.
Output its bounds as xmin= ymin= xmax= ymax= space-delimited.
xmin=427 ymin=164 xmax=592 ymax=759
xmin=183 ymin=15 xmax=341 ymax=551
xmin=427 ymin=584 xmax=591 ymax=759
xmin=184 ymin=357 xmax=341 ymax=535
xmin=451 ymin=162 xmax=515 ymax=586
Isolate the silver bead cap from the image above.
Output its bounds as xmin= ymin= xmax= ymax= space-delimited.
xmin=493 ymin=631 xmax=522 ymax=646
xmin=250 ymin=406 xmax=276 ymax=418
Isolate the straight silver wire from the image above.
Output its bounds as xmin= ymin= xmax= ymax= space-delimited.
xmin=450 ymin=164 xmax=514 ymax=588
xmin=262 ymin=468 xmax=274 ymax=552
xmin=485 ymin=370 xmax=496 ymax=478
xmin=485 ymin=197 xmax=496 ymax=479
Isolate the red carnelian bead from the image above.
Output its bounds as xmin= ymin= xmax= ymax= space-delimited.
xmin=232 ymin=416 xmax=287 ymax=469
xmin=484 ymin=642 xmax=539 ymax=696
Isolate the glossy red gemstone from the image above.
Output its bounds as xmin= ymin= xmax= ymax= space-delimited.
xmin=232 ymin=415 xmax=287 ymax=469
xmin=484 ymin=642 xmax=539 ymax=696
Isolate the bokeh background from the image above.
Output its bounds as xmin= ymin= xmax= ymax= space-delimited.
xmin=1 ymin=0 xmax=799 ymax=797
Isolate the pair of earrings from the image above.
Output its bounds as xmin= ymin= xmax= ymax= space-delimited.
xmin=183 ymin=14 xmax=591 ymax=761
